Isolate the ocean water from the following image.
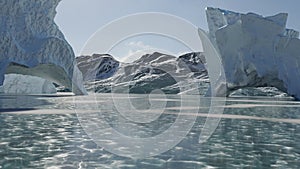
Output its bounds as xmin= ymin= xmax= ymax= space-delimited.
xmin=0 ymin=93 xmax=300 ymax=169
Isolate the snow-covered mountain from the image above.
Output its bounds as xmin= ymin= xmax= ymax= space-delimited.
xmin=0 ymin=0 xmax=86 ymax=95
xmin=76 ymin=54 xmax=119 ymax=81
xmin=206 ymin=7 xmax=300 ymax=100
xmin=80 ymin=52 xmax=209 ymax=94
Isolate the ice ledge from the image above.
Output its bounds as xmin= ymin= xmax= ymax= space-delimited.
xmin=3 ymin=74 xmax=56 ymax=94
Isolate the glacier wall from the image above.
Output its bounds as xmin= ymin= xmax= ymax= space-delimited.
xmin=206 ymin=7 xmax=300 ymax=99
xmin=0 ymin=0 xmax=86 ymax=95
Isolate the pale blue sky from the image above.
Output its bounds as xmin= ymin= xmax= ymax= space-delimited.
xmin=55 ymin=0 xmax=300 ymax=59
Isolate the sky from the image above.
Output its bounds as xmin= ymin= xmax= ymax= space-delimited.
xmin=55 ymin=0 xmax=300 ymax=60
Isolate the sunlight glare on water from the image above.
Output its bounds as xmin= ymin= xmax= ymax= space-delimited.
xmin=0 ymin=94 xmax=300 ymax=168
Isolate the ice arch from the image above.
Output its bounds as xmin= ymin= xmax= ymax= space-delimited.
xmin=0 ymin=0 xmax=86 ymax=95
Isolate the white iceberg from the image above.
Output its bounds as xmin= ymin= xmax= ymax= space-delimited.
xmin=0 ymin=0 xmax=86 ymax=95
xmin=3 ymin=74 xmax=56 ymax=94
xmin=206 ymin=7 xmax=300 ymax=99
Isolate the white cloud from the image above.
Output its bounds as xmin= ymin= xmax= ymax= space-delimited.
xmin=121 ymin=41 xmax=192 ymax=63
xmin=121 ymin=41 xmax=178 ymax=63
xmin=126 ymin=41 xmax=153 ymax=50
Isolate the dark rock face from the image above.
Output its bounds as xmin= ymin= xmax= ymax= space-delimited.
xmin=177 ymin=52 xmax=207 ymax=73
xmin=76 ymin=54 xmax=119 ymax=81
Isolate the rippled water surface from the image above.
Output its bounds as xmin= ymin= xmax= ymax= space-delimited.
xmin=0 ymin=93 xmax=300 ymax=168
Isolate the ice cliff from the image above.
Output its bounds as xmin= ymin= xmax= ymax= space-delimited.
xmin=206 ymin=7 xmax=300 ymax=99
xmin=0 ymin=0 xmax=86 ymax=95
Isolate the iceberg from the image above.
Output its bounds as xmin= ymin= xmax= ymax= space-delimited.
xmin=206 ymin=7 xmax=300 ymax=100
xmin=3 ymin=74 xmax=56 ymax=94
xmin=0 ymin=0 xmax=86 ymax=95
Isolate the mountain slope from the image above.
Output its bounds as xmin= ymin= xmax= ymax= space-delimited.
xmin=79 ymin=52 xmax=209 ymax=94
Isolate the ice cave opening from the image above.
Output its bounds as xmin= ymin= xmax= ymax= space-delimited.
xmin=0 ymin=62 xmax=74 ymax=95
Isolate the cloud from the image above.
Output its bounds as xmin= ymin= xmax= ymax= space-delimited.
xmin=121 ymin=41 xmax=177 ymax=63
xmin=126 ymin=41 xmax=153 ymax=50
xmin=121 ymin=49 xmax=151 ymax=63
